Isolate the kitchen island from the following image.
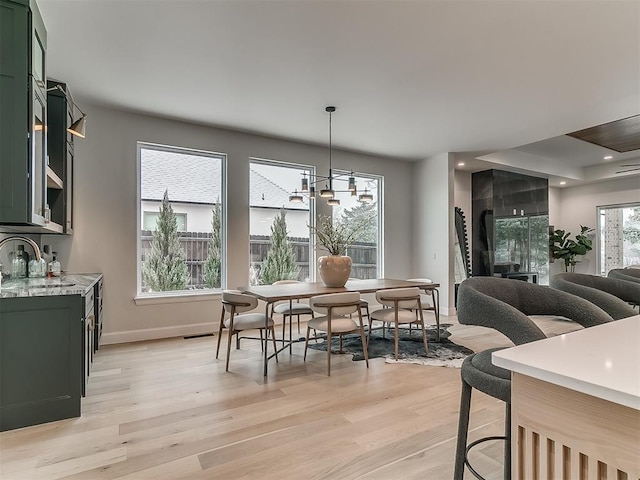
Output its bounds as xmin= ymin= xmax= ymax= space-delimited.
xmin=493 ymin=315 xmax=640 ymax=480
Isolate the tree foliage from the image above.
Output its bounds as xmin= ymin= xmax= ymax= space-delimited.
xmin=203 ymin=201 xmax=222 ymax=288
xmin=143 ymin=190 xmax=190 ymax=291
xmin=260 ymin=208 xmax=300 ymax=285
xmin=338 ymin=202 xmax=378 ymax=243
xmin=311 ymin=214 xmax=372 ymax=256
xmin=623 ymin=207 xmax=640 ymax=245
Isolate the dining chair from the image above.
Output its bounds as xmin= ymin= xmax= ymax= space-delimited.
xmin=271 ymin=280 xmax=314 ymax=346
xmin=348 ymin=278 xmax=371 ymax=325
xmin=369 ymin=287 xmax=427 ymax=361
xmin=406 ymin=277 xmax=441 ymax=341
xmin=304 ymin=292 xmax=369 ymax=376
xmin=216 ymin=290 xmax=278 ymax=372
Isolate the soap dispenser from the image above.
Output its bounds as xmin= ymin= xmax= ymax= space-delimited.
xmin=48 ymin=253 xmax=61 ymax=278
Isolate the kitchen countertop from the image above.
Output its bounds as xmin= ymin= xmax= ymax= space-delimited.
xmin=0 ymin=273 xmax=103 ymax=298
xmin=492 ymin=315 xmax=640 ymax=410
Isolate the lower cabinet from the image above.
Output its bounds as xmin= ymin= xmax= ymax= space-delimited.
xmin=0 ymin=295 xmax=82 ymax=431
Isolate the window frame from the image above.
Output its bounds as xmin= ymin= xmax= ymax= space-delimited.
xmin=135 ymin=142 xmax=227 ymax=302
xmin=332 ymin=170 xmax=384 ymax=279
xmin=249 ymin=157 xmax=316 ymax=284
xmin=596 ymin=201 xmax=640 ymax=276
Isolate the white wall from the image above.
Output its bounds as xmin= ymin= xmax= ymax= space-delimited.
xmin=411 ymin=153 xmax=454 ymax=314
xmin=42 ymin=104 xmax=413 ymax=344
xmin=551 ymin=176 xmax=639 ymax=276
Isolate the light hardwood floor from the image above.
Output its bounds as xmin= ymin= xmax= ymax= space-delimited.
xmin=0 ymin=315 xmax=581 ymax=480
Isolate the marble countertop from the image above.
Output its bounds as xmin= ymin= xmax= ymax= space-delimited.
xmin=492 ymin=315 xmax=640 ymax=410
xmin=0 ymin=273 xmax=102 ymax=298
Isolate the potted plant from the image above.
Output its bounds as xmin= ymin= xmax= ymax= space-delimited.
xmin=310 ymin=215 xmax=370 ymax=287
xmin=549 ymin=225 xmax=594 ymax=272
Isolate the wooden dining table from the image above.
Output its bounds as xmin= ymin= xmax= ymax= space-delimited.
xmin=240 ymin=278 xmax=441 ymax=376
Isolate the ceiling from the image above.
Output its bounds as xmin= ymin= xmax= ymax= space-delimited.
xmin=39 ymin=0 xmax=640 ymax=181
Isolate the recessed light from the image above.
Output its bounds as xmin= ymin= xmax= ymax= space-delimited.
xmin=559 ymin=181 xmax=566 ymax=185
xmin=604 ymin=155 xmax=613 ymax=160
xmin=457 ymin=162 xmax=465 ymax=167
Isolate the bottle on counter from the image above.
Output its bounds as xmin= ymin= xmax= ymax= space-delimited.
xmin=11 ymin=246 xmax=28 ymax=279
xmin=28 ymin=258 xmax=47 ymax=278
xmin=48 ymin=253 xmax=61 ymax=278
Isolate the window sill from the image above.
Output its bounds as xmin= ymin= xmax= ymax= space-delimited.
xmin=134 ymin=290 xmax=222 ymax=306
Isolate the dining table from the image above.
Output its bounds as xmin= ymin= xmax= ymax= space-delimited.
xmin=240 ymin=278 xmax=441 ymax=376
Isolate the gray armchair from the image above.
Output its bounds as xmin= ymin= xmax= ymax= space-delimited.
xmin=457 ymin=276 xmax=613 ymax=345
xmin=454 ymin=277 xmax=612 ymax=480
xmin=608 ymin=267 xmax=640 ymax=285
xmin=550 ymin=272 xmax=638 ymax=319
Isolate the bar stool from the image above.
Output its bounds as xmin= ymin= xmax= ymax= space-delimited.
xmin=453 ymin=276 xmax=613 ymax=479
xmin=454 ymin=348 xmax=511 ymax=479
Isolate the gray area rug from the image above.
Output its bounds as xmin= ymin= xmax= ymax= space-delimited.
xmin=308 ymin=324 xmax=473 ymax=368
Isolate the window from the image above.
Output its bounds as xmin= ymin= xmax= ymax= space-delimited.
xmin=331 ymin=172 xmax=383 ymax=279
xmin=598 ymin=203 xmax=640 ymax=275
xmin=143 ymin=211 xmax=187 ymax=232
xmin=138 ymin=143 xmax=225 ymax=295
xmin=249 ymin=159 xmax=314 ymax=285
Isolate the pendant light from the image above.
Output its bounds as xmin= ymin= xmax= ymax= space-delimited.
xmin=289 ymin=106 xmax=373 ymax=206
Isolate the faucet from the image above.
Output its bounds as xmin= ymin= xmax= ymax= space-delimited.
xmin=0 ymin=236 xmax=42 ymax=261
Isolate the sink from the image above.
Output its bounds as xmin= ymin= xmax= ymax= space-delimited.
xmin=1 ymin=280 xmax=76 ymax=290
xmin=35 ymin=282 xmax=76 ymax=288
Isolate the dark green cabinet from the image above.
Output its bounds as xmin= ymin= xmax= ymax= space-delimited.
xmin=0 ymin=295 xmax=82 ymax=431
xmin=47 ymin=79 xmax=74 ymax=233
xmin=0 ymin=0 xmax=57 ymax=232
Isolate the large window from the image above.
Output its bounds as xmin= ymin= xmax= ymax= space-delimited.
xmin=598 ymin=203 xmax=640 ymax=275
xmin=137 ymin=143 xmax=225 ymax=295
xmin=249 ymin=159 xmax=314 ymax=285
xmin=331 ymin=172 xmax=383 ymax=279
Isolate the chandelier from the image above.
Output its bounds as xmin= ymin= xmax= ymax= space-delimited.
xmin=289 ymin=106 xmax=373 ymax=206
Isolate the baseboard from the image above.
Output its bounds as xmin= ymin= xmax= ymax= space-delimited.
xmin=100 ymin=309 xmax=457 ymax=345
xmin=101 ymin=323 xmax=215 ymax=345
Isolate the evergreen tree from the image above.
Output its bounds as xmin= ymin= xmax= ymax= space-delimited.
xmin=143 ymin=190 xmax=189 ymax=291
xmin=260 ymin=208 xmax=300 ymax=285
xmin=203 ymin=201 xmax=222 ymax=288
xmin=339 ymin=202 xmax=377 ymax=243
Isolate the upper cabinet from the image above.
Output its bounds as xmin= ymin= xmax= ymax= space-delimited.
xmin=47 ymin=79 xmax=74 ymax=233
xmin=0 ymin=0 xmax=72 ymax=234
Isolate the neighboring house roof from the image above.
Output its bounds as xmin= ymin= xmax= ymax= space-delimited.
xmin=141 ymin=148 xmax=222 ymax=204
xmin=141 ymin=148 xmax=308 ymax=210
xmin=249 ymin=168 xmax=308 ymax=211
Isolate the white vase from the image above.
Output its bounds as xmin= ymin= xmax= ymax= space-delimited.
xmin=318 ymin=255 xmax=352 ymax=288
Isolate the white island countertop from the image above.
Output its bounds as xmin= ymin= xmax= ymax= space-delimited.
xmin=493 ymin=315 xmax=640 ymax=410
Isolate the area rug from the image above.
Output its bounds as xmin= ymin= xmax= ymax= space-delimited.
xmin=307 ymin=324 xmax=473 ymax=368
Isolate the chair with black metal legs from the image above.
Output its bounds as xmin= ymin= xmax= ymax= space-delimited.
xmin=303 ymin=292 xmax=368 ymax=376
xmin=406 ymin=278 xmax=441 ymax=341
xmin=216 ymin=290 xmax=278 ymax=372
xmin=454 ymin=277 xmax=613 ymax=480
xmin=270 ymin=280 xmax=315 ymax=349
xmin=348 ymin=278 xmax=371 ymax=331
xmin=369 ymin=287 xmax=426 ymax=360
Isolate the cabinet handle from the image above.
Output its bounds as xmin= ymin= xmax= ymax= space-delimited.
xmin=87 ymin=314 xmax=95 ymax=330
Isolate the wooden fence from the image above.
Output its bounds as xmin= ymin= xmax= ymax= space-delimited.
xmin=141 ymin=231 xmax=377 ymax=289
